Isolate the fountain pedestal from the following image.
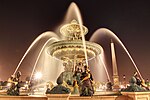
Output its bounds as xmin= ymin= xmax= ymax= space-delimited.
xmin=112 ymin=75 xmax=120 ymax=91
xmin=46 ymin=94 xmax=70 ymax=100
xmin=121 ymin=92 xmax=150 ymax=100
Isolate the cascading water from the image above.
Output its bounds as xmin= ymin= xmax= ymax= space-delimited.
xmin=11 ymin=2 xmax=144 ymax=95
xmin=99 ymin=53 xmax=111 ymax=81
xmin=29 ymin=37 xmax=59 ymax=81
xmin=13 ymin=2 xmax=113 ymax=88
xmin=90 ymin=28 xmax=143 ymax=80
xmin=61 ymin=2 xmax=89 ymax=66
xmin=13 ymin=31 xmax=60 ymax=75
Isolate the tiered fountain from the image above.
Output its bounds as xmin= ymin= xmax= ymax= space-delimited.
xmin=0 ymin=2 xmax=149 ymax=100
xmin=46 ymin=19 xmax=102 ymax=83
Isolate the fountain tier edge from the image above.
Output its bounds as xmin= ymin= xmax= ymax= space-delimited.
xmin=46 ymin=40 xmax=102 ymax=61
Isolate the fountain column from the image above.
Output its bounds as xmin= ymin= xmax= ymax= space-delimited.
xmin=111 ymin=40 xmax=120 ymax=91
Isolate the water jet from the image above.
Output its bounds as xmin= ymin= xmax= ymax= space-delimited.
xmin=4 ymin=2 xmax=148 ymax=100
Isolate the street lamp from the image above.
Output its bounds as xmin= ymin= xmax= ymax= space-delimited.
xmin=34 ymin=72 xmax=42 ymax=80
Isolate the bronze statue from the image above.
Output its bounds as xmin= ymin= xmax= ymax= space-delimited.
xmin=121 ymin=72 xmax=146 ymax=92
xmin=106 ymin=79 xmax=113 ymax=91
xmin=79 ymin=65 xmax=94 ymax=96
xmin=7 ymin=71 xmax=21 ymax=96
xmin=46 ymin=75 xmax=70 ymax=94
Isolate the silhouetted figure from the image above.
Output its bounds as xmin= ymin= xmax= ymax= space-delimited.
xmin=106 ymin=79 xmax=113 ymax=91
xmin=121 ymin=76 xmax=146 ymax=92
xmin=80 ymin=65 xmax=94 ymax=96
xmin=7 ymin=71 xmax=21 ymax=96
xmin=134 ymin=72 xmax=142 ymax=86
xmin=122 ymin=75 xmax=127 ymax=88
xmin=46 ymin=75 xmax=70 ymax=94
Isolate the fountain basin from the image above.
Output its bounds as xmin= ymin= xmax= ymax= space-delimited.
xmin=0 ymin=92 xmax=149 ymax=100
xmin=0 ymin=90 xmax=120 ymax=100
xmin=47 ymin=40 xmax=102 ymax=61
xmin=121 ymin=91 xmax=150 ymax=100
xmin=0 ymin=95 xmax=47 ymax=100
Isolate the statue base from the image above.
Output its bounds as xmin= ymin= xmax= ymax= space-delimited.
xmin=113 ymin=85 xmax=120 ymax=91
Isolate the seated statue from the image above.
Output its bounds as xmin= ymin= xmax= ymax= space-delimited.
xmin=106 ymin=79 xmax=113 ymax=91
xmin=121 ymin=76 xmax=146 ymax=92
xmin=134 ymin=72 xmax=142 ymax=86
xmin=46 ymin=75 xmax=70 ymax=94
xmin=80 ymin=65 xmax=94 ymax=96
xmin=133 ymin=72 xmax=149 ymax=90
xmin=7 ymin=71 xmax=21 ymax=96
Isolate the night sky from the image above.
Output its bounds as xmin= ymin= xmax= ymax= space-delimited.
xmin=0 ymin=0 xmax=150 ymax=81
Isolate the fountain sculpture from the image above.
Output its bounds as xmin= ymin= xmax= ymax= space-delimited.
xmin=6 ymin=3 xmax=149 ymax=100
xmin=46 ymin=20 xmax=102 ymax=84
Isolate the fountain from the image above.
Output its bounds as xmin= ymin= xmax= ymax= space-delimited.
xmin=46 ymin=20 xmax=102 ymax=83
xmin=1 ymin=2 xmax=149 ymax=100
xmin=11 ymin=3 xmax=108 ymax=89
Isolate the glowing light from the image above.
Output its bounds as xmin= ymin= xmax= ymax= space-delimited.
xmin=34 ymin=72 xmax=42 ymax=80
xmin=120 ymin=85 xmax=125 ymax=89
xmin=30 ymin=37 xmax=59 ymax=81
xmin=7 ymin=83 xmax=12 ymax=87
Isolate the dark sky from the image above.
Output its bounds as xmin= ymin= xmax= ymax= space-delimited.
xmin=0 ymin=0 xmax=150 ymax=81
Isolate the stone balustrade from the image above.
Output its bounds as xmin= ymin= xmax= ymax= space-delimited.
xmin=0 ymin=92 xmax=149 ymax=100
xmin=121 ymin=92 xmax=150 ymax=100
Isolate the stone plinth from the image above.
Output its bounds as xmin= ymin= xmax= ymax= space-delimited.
xmin=121 ymin=92 xmax=150 ymax=100
xmin=46 ymin=94 xmax=70 ymax=100
xmin=0 ymin=94 xmax=118 ymax=100
xmin=0 ymin=95 xmax=47 ymax=100
xmin=70 ymin=95 xmax=118 ymax=100
xmin=0 ymin=92 xmax=149 ymax=100
xmin=70 ymin=95 xmax=92 ymax=100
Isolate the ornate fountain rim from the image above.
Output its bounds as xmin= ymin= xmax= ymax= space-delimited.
xmin=60 ymin=20 xmax=88 ymax=38
xmin=46 ymin=40 xmax=102 ymax=61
